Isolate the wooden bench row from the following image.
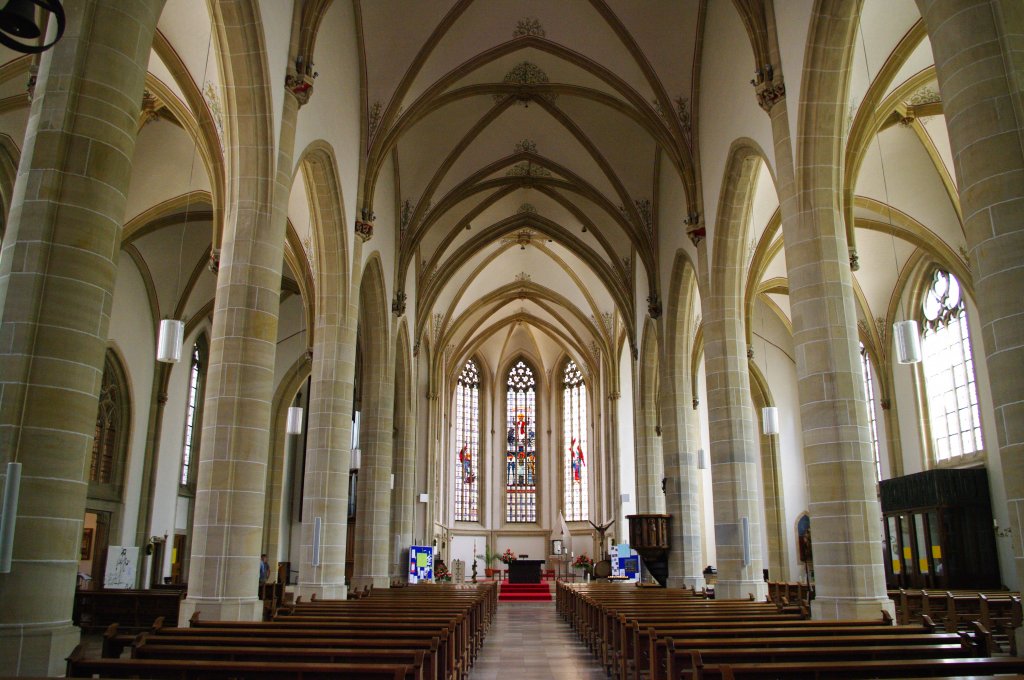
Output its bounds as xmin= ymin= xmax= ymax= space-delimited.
xmin=73 ymin=587 xmax=186 ymax=633
xmin=70 ymin=582 xmax=497 ymax=680
xmin=887 ymin=588 xmax=1022 ymax=653
xmin=558 ymin=581 xmax=1024 ymax=680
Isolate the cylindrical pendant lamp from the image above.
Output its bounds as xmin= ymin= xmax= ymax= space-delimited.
xmin=350 ymin=448 xmax=361 ymax=471
xmin=286 ymin=406 xmax=304 ymax=435
xmin=156 ymin=318 xmax=185 ymax=363
xmin=697 ymin=448 xmax=708 ymax=470
xmin=762 ymin=406 xmax=780 ymax=435
xmin=893 ymin=319 xmax=922 ymax=364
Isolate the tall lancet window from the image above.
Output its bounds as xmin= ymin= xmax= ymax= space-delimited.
xmin=921 ymin=269 xmax=983 ymax=462
xmin=562 ymin=359 xmax=589 ymax=521
xmin=859 ymin=342 xmax=882 ymax=482
xmin=506 ymin=360 xmax=537 ymax=522
xmin=454 ymin=359 xmax=480 ymax=521
xmin=180 ymin=340 xmax=205 ymax=487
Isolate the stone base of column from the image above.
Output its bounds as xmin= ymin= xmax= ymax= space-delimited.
xmin=811 ymin=596 xmax=896 ymax=621
xmin=715 ymin=579 xmax=768 ymax=601
xmin=0 ymin=621 xmax=80 ymax=676
xmin=179 ymin=597 xmax=264 ymax=623
xmin=296 ymin=583 xmax=348 ymax=601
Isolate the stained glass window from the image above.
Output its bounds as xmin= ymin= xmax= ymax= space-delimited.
xmin=562 ymin=359 xmax=589 ymax=521
xmin=506 ymin=360 xmax=537 ymax=522
xmin=454 ymin=359 xmax=480 ymax=521
xmin=180 ymin=341 xmax=204 ymax=487
xmin=859 ymin=342 xmax=882 ymax=482
xmin=920 ymin=269 xmax=983 ymax=462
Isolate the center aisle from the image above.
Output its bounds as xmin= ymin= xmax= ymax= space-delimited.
xmin=470 ymin=599 xmax=606 ymax=679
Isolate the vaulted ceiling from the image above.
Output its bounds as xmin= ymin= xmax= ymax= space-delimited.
xmin=358 ymin=0 xmax=703 ymax=378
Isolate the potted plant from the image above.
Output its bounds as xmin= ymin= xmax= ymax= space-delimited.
xmin=572 ymin=553 xmax=595 ymax=577
xmin=476 ymin=548 xmax=501 ymax=578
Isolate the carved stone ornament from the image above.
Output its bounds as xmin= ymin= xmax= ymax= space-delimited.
xmin=208 ymin=248 xmax=221 ymax=274
xmin=756 ymin=80 xmax=786 ymax=113
xmin=392 ymin=291 xmax=407 ymax=317
xmin=849 ymin=248 xmax=860 ymax=271
xmin=285 ymin=73 xmax=314 ymax=106
xmin=692 ymin=397 xmax=700 ymax=410
xmin=355 ymin=208 xmax=375 ymax=242
xmin=647 ymin=293 xmax=662 ymax=319
xmin=686 ymin=225 xmax=706 ymax=246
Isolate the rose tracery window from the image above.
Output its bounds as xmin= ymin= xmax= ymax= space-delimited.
xmin=920 ymin=269 xmax=982 ymax=463
xmin=506 ymin=360 xmax=537 ymax=523
xmin=562 ymin=359 xmax=589 ymax=521
xmin=454 ymin=359 xmax=480 ymax=521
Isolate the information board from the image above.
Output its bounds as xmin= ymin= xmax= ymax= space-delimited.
xmin=408 ymin=545 xmax=433 ymax=584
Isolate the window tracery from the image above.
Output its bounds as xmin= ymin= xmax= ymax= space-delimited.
xmin=506 ymin=360 xmax=537 ymax=522
xmin=920 ymin=269 xmax=982 ymax=462
xmin=562 ymin=359 xmax=589 ymax=521
xmin=454 ymin=359 xmax=480 ymax=521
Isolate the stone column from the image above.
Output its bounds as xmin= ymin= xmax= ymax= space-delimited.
xmin=0 ymin=2 xmax=163 ymax=673
xmin=391 ymin=350 xmax=417 ymax=579
xmin=764 ymin=1 xmax=892 ymax=619
xmin=917 ymin=0 xmax=1024 ymax=607
xmin=297 ymin=313 xmax=356 ymax=599
xmin=180 ymin=54 xmax=300 ymax=622
xmin=351 ymin=282 xmax=395 ymax=590
xmin=660 ymin=350 xmax=705 ymax=590
xmin=702 ymin=294 xmax=768 ymax=600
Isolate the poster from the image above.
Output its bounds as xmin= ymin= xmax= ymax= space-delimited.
xmin=408 ymin=545 xmax=433 ymax=584
xmin=104 ymin=546 xmax=139 ymax=589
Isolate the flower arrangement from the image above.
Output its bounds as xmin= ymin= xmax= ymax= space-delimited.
xmin=572 ymin=553 xmax=595 ymax=571
xmin=500 ymin=548 xmax=517 ymax=564
xmin=434 ymin=561 xmax=451 ymax=583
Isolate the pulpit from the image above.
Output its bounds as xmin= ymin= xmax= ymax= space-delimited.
xmin=507 ymin=559 xmax=543 ymax=584
xmin=627 ymin=513 xmax=671 ymax=587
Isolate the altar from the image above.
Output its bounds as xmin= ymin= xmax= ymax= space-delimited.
xmin=507 ymin=559 xmax=544 ymax=584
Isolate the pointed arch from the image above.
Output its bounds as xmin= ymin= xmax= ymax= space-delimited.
xmin=503 ymin=356 xmax=540 ymax=523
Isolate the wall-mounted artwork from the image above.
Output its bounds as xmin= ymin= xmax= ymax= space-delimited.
xmin=80 ymin=528 xmax=93 ymax=561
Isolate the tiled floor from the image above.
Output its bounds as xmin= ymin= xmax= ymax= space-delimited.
xmin=471 ymin=601 xmax=606 ymax=679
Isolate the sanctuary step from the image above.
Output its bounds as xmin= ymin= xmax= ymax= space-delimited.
xmin=499 ymin=583 xmax=552 ymax=602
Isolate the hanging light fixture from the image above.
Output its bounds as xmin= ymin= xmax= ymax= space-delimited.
xmin=156 ymin=318 xmax=185 ymax=363
xmin=0 ymin=0 xmax=65 ymax=54
xmin=155 ymin=32 xmax=215 ymax=364
xmin=762 ymin=406 xmax=780 ymax=435
xmin=286 ymin=406 xmax=304 ymax=435
xmin=893 ymin=319 xmax=922 ymax=364
xmin=696 ymin=448 xmax=708 ymax=470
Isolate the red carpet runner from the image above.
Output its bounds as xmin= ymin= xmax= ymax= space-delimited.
xmin=498 ymin=582 xmax=552 ymax=602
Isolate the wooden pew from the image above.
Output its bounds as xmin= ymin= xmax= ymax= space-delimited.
xmin=132 ymin=637 xmax=430 ymax=680
xmin=73 ymin=588 xmax=185 ymax=632
xmin=713 ymin=656 xmax=1024 ymax=679
xmin=66 ymin=644 xmax=413 ymax=679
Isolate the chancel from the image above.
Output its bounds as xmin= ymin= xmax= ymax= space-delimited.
xmin=0 ymin=0 xmax=1023 ymax=677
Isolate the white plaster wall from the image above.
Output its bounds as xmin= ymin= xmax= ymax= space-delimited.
xmin=257 ymin=0 xmax=293 ymax=156
xmin=293 ymin=0 xmax=362 ymax=281
xmin=617 ymin=343 xmax=637 ymax=532
xmin=698 ymin=1 xmax=775 ymax=247
xmin=753 ymin=302 xmax=807 ymax=580
xmin=107 ymin=254 xmax=157 ymax=546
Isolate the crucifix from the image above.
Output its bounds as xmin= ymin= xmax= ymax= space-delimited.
xmin=588 ymin=518 xmax=615 ymax=560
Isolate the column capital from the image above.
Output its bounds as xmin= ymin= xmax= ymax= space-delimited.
xmin=355 ymin=208 xmax=375 ymax=242
xmin=285 ymin=73 xmax=314 ymax=107
xmin=753 ymin=71 xmax=786 ymax=113
xmin=392 ymin=290 xmax=407 ymax=317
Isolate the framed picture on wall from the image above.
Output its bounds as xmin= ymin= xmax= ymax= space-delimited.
xmin=80 ymin=528 xmax=93 ymax=561
xmin=551 ymin=539 xmax=563 ymax=555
